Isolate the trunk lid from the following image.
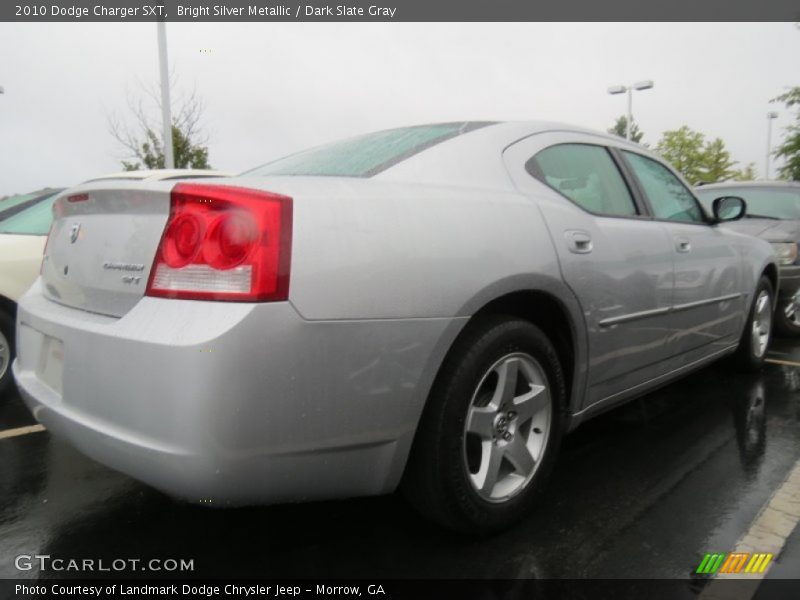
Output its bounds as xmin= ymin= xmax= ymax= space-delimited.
xmin=42 ymin=184 xmax=172 ymax=317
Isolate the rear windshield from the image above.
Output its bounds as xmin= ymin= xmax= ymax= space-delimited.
xmin=0 ymin=194 xmax=57 ymax=235
xmin=244 ymin=122 xmax=494 ymax=178
xmin=696 ymin=186 xmax=800 ymax=220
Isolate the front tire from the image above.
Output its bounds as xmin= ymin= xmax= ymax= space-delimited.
xmin=735 ymin=276 xmax=774 ymax=372
xmin=0 ymin=309 xmax=15 ymax=396
xmin=776 ymin=293 xmax=800 ymax=336
xmin=402 ymin=316 xmax=565 ymax=535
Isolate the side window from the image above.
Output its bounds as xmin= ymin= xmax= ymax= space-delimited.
xmin=622 ymin=151 xmax=705 ymax=224
xmin=527 ymin=144 xmax=637 ymax=217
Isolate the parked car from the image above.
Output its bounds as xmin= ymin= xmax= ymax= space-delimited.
xmin=696 ymin=182 xmax=800 ymax=335
xmin=0 ymin=188 xmax=62 ymax=222
xmin=0 ymin=188 xmax=63 ymax=394
xmin=12 ymin=123 xmax=777 ymax=533
xmin=0 ymin=171 xmax=230 ymax=396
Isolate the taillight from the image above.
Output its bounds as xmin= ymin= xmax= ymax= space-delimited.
xmin=146 ymin=183 xmax=292 ymax=302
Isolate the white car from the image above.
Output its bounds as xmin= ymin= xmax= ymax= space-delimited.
xmin=0 ymin=170 xmax=230 ymax=395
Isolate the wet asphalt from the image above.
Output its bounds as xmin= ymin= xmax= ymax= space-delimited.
xmin=1 ymin=343 xmax=799 ymax=584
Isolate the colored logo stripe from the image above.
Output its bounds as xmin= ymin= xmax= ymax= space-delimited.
xmin=745 ymin=553 xmax=774 ymax=574
xmin=697 ymin=553 xmax=726 ymax=574
xmin=696 ymin=552 xmax=774 ymax=575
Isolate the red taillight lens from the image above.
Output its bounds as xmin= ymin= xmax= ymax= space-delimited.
xmin=163 ymin=213 xmax=204 ymax=268
xmin=146 ymin=184 xmax=292 ymax=302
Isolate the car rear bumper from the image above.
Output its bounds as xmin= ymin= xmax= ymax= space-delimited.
xmin=13 ymin=280 xmax=462 ymax=504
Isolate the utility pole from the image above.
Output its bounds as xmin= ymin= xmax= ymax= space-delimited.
xmin=157 ymin=23 xmax=175 ymax=169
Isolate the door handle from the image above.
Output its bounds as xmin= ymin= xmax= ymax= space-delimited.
xmin=675 ymin=237 xmax=691 ymax=253
xmin=566 ymin=230 xmax=593 ymax=254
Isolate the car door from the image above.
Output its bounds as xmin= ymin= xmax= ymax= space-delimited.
xmin=618 ymin=150 xmax=744 ymax=359
xmin=504 ymin=133 xmax=675 ymax=407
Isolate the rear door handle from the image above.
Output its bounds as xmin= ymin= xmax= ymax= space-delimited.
xmin=566 ymin=230 xmax=593 ymax=254
xmin=675 ymin=236 xmax=691 ymax=253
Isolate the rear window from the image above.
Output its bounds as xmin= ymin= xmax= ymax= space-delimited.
xmin=244 ymin=122 xmax=494 ymax=178
xmin=0 ymin=194 xmax=57 ymax=235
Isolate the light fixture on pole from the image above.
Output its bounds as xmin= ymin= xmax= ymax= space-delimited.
xmin=157 ymin=22 xmax=175 ymax=169
xmin=766 ymin=111 xmax=778 ymax=180
xmin=608 ymin=80 xmax=654 ymax=141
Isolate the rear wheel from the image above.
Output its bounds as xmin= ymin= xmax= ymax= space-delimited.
xmin=735 ymin=277 xmax=774 ymax=372
xmin=0 ymin=309 xmax=15 ymax=396
xmin=402 ymin=316 xmax=565 ymax=535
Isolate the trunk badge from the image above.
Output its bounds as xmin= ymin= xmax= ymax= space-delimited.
xmin=69 ymin=223 xmax=81 ymax=244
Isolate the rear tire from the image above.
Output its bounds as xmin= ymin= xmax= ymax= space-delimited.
xmin=402 ymin=316 xmax=565 ymax=535
xmin=735 ymin=276 xmax=774 ymax=372
xmin=0 ymin=309 xmax=15 ymax=396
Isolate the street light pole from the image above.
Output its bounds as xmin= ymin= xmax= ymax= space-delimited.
xmin=608 ymin=80 xmax=654 ymax=142
xmin=766 ymin=111 xmax=778 ymax=180
xmin=626 ymin=88 xmax=633 ymax=141
xmin=157 ymin=22 xmax=175 ymax=169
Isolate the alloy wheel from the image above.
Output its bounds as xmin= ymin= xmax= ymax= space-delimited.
xmin=752 ymin=290 xmax=772 ymax=358
xmin=463 ymin=353 xmax=551 ymax=503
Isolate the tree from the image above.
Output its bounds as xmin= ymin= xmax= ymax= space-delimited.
xmin=733 ymin=163 xmax=758 ymax=181
xmin=109 ymin=80 xmax=212 ymax=171
xmin=608 ymin=115 xmax=644 ymax=143
xmin=655 ymin=126 xmax=706 ymax=184
xmin=771 ymin=86 xmax=800 ymax=181
xmin=698 ymin=138 xmax=738 ymax=184
xmin=654 ymin=126 xmax=744 ymax=185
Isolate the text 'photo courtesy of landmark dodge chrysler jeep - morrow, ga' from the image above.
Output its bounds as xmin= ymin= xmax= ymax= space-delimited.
xmin=13 ymin=122 xmax=778 ymax=534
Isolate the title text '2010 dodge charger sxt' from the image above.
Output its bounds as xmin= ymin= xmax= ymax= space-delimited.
xmin=13 ymin=122 xmax=778 ymax=533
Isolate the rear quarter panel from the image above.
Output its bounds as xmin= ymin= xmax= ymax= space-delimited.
xmin=224 ymin=176 xmax=570 ymax=321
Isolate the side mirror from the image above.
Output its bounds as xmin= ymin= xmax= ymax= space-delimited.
xmin=712 ymin=196 xmax=746 ymax=222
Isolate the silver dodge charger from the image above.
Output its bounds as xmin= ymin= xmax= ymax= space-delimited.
xmin=13 ymin=122 xmax=778 ymax=533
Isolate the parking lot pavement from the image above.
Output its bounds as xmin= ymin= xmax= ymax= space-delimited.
xmin=0 ymin=356 xmax=799 ymax=584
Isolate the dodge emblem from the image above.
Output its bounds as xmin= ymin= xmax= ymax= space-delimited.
xmin=69 ymin=223 xmax=81 ymax=244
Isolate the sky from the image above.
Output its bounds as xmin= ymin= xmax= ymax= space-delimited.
xmin=0 ymin=22 xmax=798 ymax=196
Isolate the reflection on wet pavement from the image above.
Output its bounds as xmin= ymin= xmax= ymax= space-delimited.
xmin=0 ymin=360 xmax=798 ymax=581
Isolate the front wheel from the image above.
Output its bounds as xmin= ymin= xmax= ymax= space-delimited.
xmin=402 ymin=316 xmax=565 ymax=535
xmin=776 ymin=292 xmax=800 ymax=336
xmin=735 ymin=276 xmax=774 ymax=372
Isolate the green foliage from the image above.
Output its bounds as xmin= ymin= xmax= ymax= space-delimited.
xmin=655 ymin=126 xmax=743 ymax=185
xmin=733 ymin=163 xmax=758 ymax=181
xmin=698 ymin=138 xmax=737 ymax=184
xmin=608 ymin=115 xmax=644 ymax=143
xmin=772 ymin=86 xmax=800 ymax=181
xmin=122 ymin=125 xmax=210 ymax=171
xmin=655 ymin=126 xmax=707 ymax=184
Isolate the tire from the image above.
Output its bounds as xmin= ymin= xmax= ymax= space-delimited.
xmin=402 ymin=315 xmax=566 ymax=535
xmin=735 ymin=276 xmax=774 ymax=372
xmin=775 ymin=294 xmax=800 ymax=336
xmin=0 ymin=309 xmax=15 ymax=396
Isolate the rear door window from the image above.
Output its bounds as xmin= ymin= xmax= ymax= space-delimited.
xmin=527 ymin=144 xmax=638 ymax=217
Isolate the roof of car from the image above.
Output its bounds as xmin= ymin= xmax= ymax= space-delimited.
xmin=697 ymin=180 xmax=800 ymax=190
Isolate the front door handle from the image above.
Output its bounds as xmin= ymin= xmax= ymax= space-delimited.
xmin=675 ymin=236 xmax=691 ymax=253
xmin=566 ymin=230 xmax=593 ymax=254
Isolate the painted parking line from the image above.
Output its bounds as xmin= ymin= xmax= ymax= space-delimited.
xmin=0 ymin=424 xmax=46 ymax=440
xmin=765 ymin=358 xmax=800 ymax=368
xmin=699 ymin=458 xmax=800 ymax=599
